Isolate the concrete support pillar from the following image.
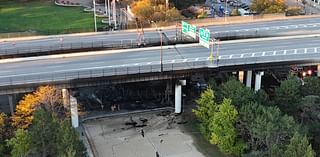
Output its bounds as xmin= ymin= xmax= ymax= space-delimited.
xmin=246 ymin=70 xmax=252 ymax=88
xmin=175 ymin=84 xmax=182 ymax=114
xmin=62 ymin=89 xmax=78 ymax=128
xmin=175 ymin=80 xmax=186 ymax=113
xmin=255 ymin=71 xmax=264 ymax=92
xmin=238 ymin=71 xmax=244 ymax=83
xmin=62 ymin=89 xmax=70 ymax=109
xmin=317 ymin=65 xmax=320 ymax=77
xmin=70 ymin=95 xmax=79 ymax=128
xmin=8 ymin=95 xmax=14 ymax=115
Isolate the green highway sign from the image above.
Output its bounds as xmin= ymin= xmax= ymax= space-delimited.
xmin=199 ymin=28 xmax=211 ymax=49
xmin=182 ymin=21 xmax=188 ymax=34
xmin=181 ymin=21 xmax=197 ymax=39
xmin=188 ymin=24 xmax=197 ymax=39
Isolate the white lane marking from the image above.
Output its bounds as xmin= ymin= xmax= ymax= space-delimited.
xmin=294 ymin=49 xmax=297 ymax=54
xmin=48 ymin=65 xmax=64 ymax=68
xmin=283 ymin=50 xmax=287 ymax=55
xmin=240 ymin=54 xmax=244 ymax=58
xmin=273 ymin=51 xmax=277 ymax=55
xmin=304 ymin=48 xmax=307 ymax=53
xmin=229 ymin=55 xmax=233 ymax=59
xmin=251 ymin=53 xmax=255 ymax=57
xmin=262 ymin=52 xmax=265 ymax=56
xmin=315 ymin=48 xmax=318 ymax=53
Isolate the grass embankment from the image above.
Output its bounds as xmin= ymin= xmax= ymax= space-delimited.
xmin=0 ymin=1 xmax=102 ymax=35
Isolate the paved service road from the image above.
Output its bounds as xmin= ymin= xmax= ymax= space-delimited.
xmin=2 ymin=17 xmax=320 ymax=54
xmin=83 ymin=111 xmax=208 ymax=157
xmin=0 ymin=35 xmax=320 ymax=86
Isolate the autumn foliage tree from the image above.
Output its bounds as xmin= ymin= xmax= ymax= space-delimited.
xmin=131 ymin=0 xmax=181 ymax=22
xmin=251 ymin=0 xmax=286 ymax=14
xmin=11 ymin=86 xmax=64 ymax=129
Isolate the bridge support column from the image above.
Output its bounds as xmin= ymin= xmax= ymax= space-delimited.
xmin=255 ymin=71 xmax=264 ymax=92
xmin=246 ymin=70 xmax=252 ymax=88
xmin=175 ymin=80 xmax=186 ymax=114
xmin=8 ymin=95 xmax=14 ymax=115
xmin=62 ymin=89 xmax=70 ymax=109
xmin=317 ymin=65 xmax=320 ymax=77
xmin=62 ymin=89 xmax=78 ymax=128
xmin=238 ymin=71 xmax=244 ymax=83
xmin=70 ymin=95 xmax=79 ymax=128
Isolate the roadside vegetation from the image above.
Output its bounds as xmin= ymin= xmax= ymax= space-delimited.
xmin=194 ymin=75 xmax=320 ymax=156
xmin=0 ymin=86 xmax=86 ymax=157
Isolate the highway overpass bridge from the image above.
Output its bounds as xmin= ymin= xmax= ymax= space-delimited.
xmin=1 ymin=35 xmax=320 ymax=95
xmin=2 ymin=35 xmax=320 ymax=127
xmin=2 ymin=17 xmax=320 ymax=58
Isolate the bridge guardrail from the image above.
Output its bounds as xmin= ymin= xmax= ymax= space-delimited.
xmin=2 ymin=47 xmax=320 ymax=88
xmin=0 ymin=29 xmax=283 ymax=58
xmin=0 ymin=60 xmax=209 ymax=87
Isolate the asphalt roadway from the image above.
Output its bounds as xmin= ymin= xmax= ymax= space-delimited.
xmin=2 ymin=17 xmax=320 ymax=53
xmin=0 ymin=35 xmax=320 ymax=86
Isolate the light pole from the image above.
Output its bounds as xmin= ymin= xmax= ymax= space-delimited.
xmin=93 ymin=0 xmax=97 ymax=32
xmin=108 ymin=0 xmax=111 ymax=25
xmin=151 ymin=21 xmax=163 ymax=73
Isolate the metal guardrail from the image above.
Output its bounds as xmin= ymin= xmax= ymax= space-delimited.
xmin=0 ymin=28 xmax=297 ymax=57
xmin=0 ymin=37 xmax=174 ymax=56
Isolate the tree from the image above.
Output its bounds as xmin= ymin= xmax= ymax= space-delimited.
xmin=239 ymin=102 xmax=299 ymax=153
xmin=0 ymin=112 xmax=7 ymax=156
xmin=219 ymin=78 xmax=255 ymax=108
xmin=7 ymin=129 xmax=31 ymax=157
xmin=301 ymin=77 xmax=320 ymax=97
xmin=12 ymin=86 xmax=64 ymax=129
xmin=251 ymin=0 xmax=286 ymax=14
xmin=28 ymin=109 xmax=86 ymax=157
xmin=193 ymin=88 xmax=218 ymax=139
xmin=29 ymin=109 xmax=60 ymax=157
xmin=131 ymin=0 xmax=181 ymax=22
xmin=254 ymin=89 xmax=270 ymax=106
xmin=274 ymin=76 xmax=301 ymax=114
xmin=11 ymin=94 xmax=39 ymax=129
xmin=284 ymin=132 xmax=315 ymax=157
xmin=57 ymin=121 xmax=86 ymax=157
xmin=0 ymin=112 xmax=14 ymax=156
xmin=209 ymin=98 xmax=247 ymax=155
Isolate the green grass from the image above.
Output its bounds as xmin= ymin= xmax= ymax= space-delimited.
xmin=0 ymin=1 xmax=99 ymax=34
